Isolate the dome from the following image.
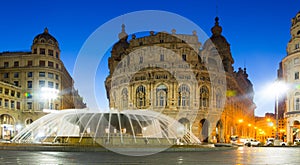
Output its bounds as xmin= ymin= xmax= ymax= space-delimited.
xmin=12 ymin=109 xmax=200 ymax=145
xmin=33 ymin=28 xmax=59 ymax=46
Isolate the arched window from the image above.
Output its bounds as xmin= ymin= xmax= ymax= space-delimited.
xmin=156 ymin=84 xmax=167 ymax=107
xmin=136 ymin=85 xmax=146 ymax=108
xmin=178 ymin=84 xmax=190 ymax=107
xmin=200 ymin=86 xmax=209 ymax=108
xmin=216 ymin=90 xmax=222 ymax=108
xmin=295 ymin=92 xmax=300 ymax=111
xmin=0 ymin=114 xmax=14 ymax=125
xmin=121 ymin=88 xmax=128 ymax=110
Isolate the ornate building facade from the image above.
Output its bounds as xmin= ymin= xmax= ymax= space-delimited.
xmin=282 ymin=11 xmax=300 ymax=143
xmin=105 ymin=18 xmax=255 ymax=143
xmin=0 ymin=28 xmax=85 ymax=140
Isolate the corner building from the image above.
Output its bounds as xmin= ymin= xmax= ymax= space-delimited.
xmin=0 ymin=28 xmax=85 ymax=140
xmin=105 ymin=18 xmax=256 ymax=143
xmin=282 ymin=11 xmax=300 ymax=143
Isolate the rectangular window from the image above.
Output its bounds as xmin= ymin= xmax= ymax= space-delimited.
xmin=4 ymin=62 xmax=9 ymax=68
xmin=48 ymin=73 xmax=54 ymax=79
xmin=28 ymin=72 xmax=33 ymax=77
xmin=0 ymin=98 xmax=2 ymax=107
xmin=14 ymin=81 xmax=19 ymax=86
xmin=39 ymin=72 xmax=45 ymax=77
xmin=0 ymin=87 xmax=2 ymax=93
xmin=296 ymin=43 xmax=300 ymax=50
xmin=27 ymin=102 xmax=32 ymax=110
xmin=4 ymin=89 xmax=9 ymax=95
xmin=27 ymin=81 xmax=32 ymax=88
xmin=14 ymin=61 xmax=19 ymax=67
xmin=48 ymin=49 xmax=53 ymax=56
xmin=3 ymin=73 xmax=9 ymax=78
xmin=11 ymin=101 xmax=15 ymax=109
xmin=55 ymin=74 xmax=59 ymax=80
xmin=17 ymin=92 xmax=20 ymax=98
xmin=48 ymin=61 xmax=54 ymax=68
xmin=139 ymin=56 xmax=143 ymax=64
xmin=48 ymin=81 xmax=54 ymax=88
xmin=39 ymin=60 xmax=45 ymax=67
xmin=56 ymin=52 xmax=59 ymax=58
xmin=56 ymin=63 xmax=59 ymax=69
xmin=295 ymin=72 xmax=299 ymax=80
xmin=40 ymin=48 xmax=45 ymax=55
xmin=27 ymin=60 xmax=33 ymax=66
xmin=33 ymin=48 xmax=37 ymax=54
xmin=182 ymin=54 xmax=187 ymax=61
xmin=5 ymin=99 xmax=9 ymax=108
xmin=17 ymin=102 xmax=20 ymax=110
xmin=55 ymin=83 xmax=59 ymax=89
xmin=39 ymin=80 xmax=45 ymax=87
xmin=11 ymin=90 xmax=15 ymax=97
xmin=14 ymin=72 xmax=19 ymax=78
xmin=160 ymin=54 xmax=164 ymax=61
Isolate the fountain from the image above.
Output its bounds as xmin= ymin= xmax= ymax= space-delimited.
xmin=12 ymin=109 xmax=200 ymax=146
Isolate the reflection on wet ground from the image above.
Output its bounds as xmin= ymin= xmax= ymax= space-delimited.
xmin=0 ymin=147 xmax=299 ymax=164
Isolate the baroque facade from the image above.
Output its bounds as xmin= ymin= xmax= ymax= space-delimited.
xmin=281 ymin=11 xmax=300 ymax=143
xmin=0 ymin=28 xmax=85 ymax=140
xmin=105 ymin=18 xmax=255 ymax=143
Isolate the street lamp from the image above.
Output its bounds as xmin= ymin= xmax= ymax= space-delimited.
xmin=272 ymin=80 xmax=288 ymax=140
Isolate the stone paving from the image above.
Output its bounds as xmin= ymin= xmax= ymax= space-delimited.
xmin=0 ymin=147 xmax=299 ymax=164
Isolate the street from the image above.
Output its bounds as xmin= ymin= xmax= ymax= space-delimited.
xmin=0 ymin=147 xmax=299 ymax=164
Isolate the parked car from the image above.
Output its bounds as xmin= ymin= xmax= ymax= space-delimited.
xmin=266 ymin=138 xmax=287 ymax=146
xmin=294 ymin=139 xmax=300 ymax=145
xmin=244 ymin=138 xmax=261 ymax=147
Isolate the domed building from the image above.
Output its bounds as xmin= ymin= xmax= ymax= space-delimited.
xmin=105 ymin=18 xmax=256 ymax=143
xmin=0 ymin=28 xmax=85 ymax=140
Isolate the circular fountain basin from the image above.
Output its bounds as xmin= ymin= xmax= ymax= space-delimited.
xmin=12 ymin=109 xmax=200 ymax=146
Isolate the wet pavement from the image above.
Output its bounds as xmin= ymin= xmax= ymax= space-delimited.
xmin=0 ymin=147 xmax=299 ymax=164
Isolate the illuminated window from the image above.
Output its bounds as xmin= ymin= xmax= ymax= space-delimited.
xmin=136 ymin=85 xmax=146 ymax=108
xmin=178 ymin=84 xmax=190 ymax=107
xmin=200 ymin=86 xmax=209 ymax=108
xmin=156 ymin=84 xmax=167 ymax=107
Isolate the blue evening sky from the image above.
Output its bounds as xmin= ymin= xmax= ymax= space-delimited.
xmin=0 ymin=0 xmax=299 ymax=116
